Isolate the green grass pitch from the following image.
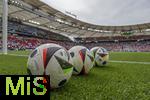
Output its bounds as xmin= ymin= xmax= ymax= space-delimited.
xmin=0 ymin=51 xmax=150 ymax=100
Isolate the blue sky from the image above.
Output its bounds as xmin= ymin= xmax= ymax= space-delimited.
xmin=41 ymin=0 xmax=150 ymax=26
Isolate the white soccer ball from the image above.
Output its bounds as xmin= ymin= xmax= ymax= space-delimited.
xmin=27 ymin=43 xmax=73 ymax=89
xmin=69 ymin=46 xmax=94 ymax=75
xmin=90 ymin=47 xmax=109 ymax=66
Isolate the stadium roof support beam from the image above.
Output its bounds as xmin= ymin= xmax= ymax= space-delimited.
xmin=23 ymin=16 xmax=41 ymax=22
xmin=88 ymin=32 xmax=98 ymax=37
xmin=2 ymin=0 xmax=8 ymax=54
xmin=55 ymin=24 xmax=68 ymax=29
xmin=40 ymin=21 xmax=51 ymax=26
xmin=8 ymin=9 xmax=24 ymax=15
xmin=76 ymin=30 xmax=87 ymax=36
xmin=13 ymin=2 xmax=54 ymax=21
xmin=67 ymin=28 xmax=80 ymax=35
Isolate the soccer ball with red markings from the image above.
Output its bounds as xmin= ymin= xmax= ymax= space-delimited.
xmin=68 ymin=46 xmax=94 ymax=75
xmin=90 ymin=47 xmax=109 ymax=66
xmin=27 ymin=43 xmax=73 ymax=88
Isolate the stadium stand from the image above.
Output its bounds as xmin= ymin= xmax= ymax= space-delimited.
xmin=1 ymin=17 xmax=73 ymax=42
xmin=0 ymin=17 xmax=150 ymax=52
xmin=81 ymin=41 xmax=150 ymax=52
xmin=0 ymin=33 xmax=150 ymax=52
xmin=0 ymin=0 xmax=150 ymax=52
xmin=76 ymin=35 xmax=150 ymax=42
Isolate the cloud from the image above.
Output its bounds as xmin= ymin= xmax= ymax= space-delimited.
xmin=41 ymin=0 xmax=150 ymax=26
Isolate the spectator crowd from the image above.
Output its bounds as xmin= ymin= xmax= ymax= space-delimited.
xmin=0 ymin=34 xmax=150 ymax=52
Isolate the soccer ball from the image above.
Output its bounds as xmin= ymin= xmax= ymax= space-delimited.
xmin=68 ymin=46 xmax=94 ymax=75
xmin=90 ymin=47 xmax=109 ymax=66
xmin=27 ymin=43 xmax=73 ymax=88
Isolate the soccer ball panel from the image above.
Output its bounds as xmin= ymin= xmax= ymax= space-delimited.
xmin=69 ymin=47 xmax=84 ymax=74
xmin=84 ymin=51 xmax=94 ymax=73
xmin=27 ymin=49 xmax=44 ymax=75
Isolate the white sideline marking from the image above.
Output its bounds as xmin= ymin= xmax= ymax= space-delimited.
xmin=8 ymin=54 xmax=28 ymax=57
xmin=0 ymin=53 xmax=150 ymax=65
xmin=0 ymin=53 xmax=28 ymax=57
xmin=110 ymin=60 xmax=150 ymax=65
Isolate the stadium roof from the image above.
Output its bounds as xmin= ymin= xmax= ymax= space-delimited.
xmin=1 ymin=0 xmax=150 ymax=38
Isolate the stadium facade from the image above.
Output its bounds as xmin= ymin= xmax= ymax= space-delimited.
xmin=0 ymin=0 xmax=150 ymax=53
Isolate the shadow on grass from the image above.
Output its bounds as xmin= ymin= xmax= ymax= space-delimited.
xmin=93 ymin=65 xmax=115 ymax=71
xmin=51 ymin=72 xmax=99 ymax=91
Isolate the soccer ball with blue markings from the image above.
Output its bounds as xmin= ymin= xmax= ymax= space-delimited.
xmin=90 ymin=47 xmax=109 ymax=66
